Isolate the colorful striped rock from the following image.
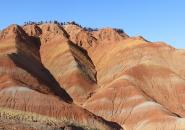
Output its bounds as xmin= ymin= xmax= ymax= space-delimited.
xmin=0 ymin=22 xmax=185 ymax=130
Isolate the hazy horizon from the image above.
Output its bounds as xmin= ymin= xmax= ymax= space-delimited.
xmin=0 ymin=0 xmax=184 ymax=48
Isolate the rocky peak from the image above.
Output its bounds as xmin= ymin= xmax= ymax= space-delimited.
xmin=131 ymin=36 xmax=148 ymax=41
xmin=63 ymin=23 xmax=83 ymax=34
xmin=39 ymin=23 xmax=68 ymax=36
xmin=63 ymin=24 xmax=97 ymax=49
xmin=92 ymin=28 xmax=129 ymax=43
xmin=23 ymin=24 xmax=42 ymax=37
xmin=39 ymin=23 xmax=69 ymax=44
xmin=0 ymin=24 xmax=29 ymax=41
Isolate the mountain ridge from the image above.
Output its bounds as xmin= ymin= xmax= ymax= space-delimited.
xmin=0 ymin=22 xmax=185 ymax=130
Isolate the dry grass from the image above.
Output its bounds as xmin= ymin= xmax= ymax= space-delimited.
xmin=0 ymin=107 xmax=99 ymax=130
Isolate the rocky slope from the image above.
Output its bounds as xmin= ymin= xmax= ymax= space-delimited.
xmin=0 ymin=22 xmax=185 ymax=130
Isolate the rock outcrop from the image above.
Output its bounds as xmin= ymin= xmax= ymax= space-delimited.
xmin=0 ymin=22 xmax=185 ymax=130
xmin=0 ymin=24 xmax=122 ymax=130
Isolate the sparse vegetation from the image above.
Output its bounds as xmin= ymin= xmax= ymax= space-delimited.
xmin=23 ymin=20 xmax=63 ymax=26
xmin=113 ymin=28 xmax=125 ymax=33
xmin=0 ymin=107 xmax=101 ymax=130
xmin=23 ymin=20 xmax=82 ymax=27
xmin=23 ymin=20 xmax=124 ymax=34
xmin=83 ymin=27 xmax=98 ymax=32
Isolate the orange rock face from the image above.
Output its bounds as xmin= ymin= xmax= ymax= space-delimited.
xmin=0 ymin=22 xmax=185 ymax=130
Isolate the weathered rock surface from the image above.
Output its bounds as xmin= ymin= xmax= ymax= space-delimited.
xmin=0 ymin=24 xmax=122 ymax=130
xmin=0 ymin=22 xmax=185 ymax=130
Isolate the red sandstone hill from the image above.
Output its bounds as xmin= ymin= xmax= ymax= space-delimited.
xmin=0 ymin=22 xmax=185 ymax=130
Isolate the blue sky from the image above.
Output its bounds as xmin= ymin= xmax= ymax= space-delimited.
xmin=0 ymin=0 xmax=184 ymax=48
